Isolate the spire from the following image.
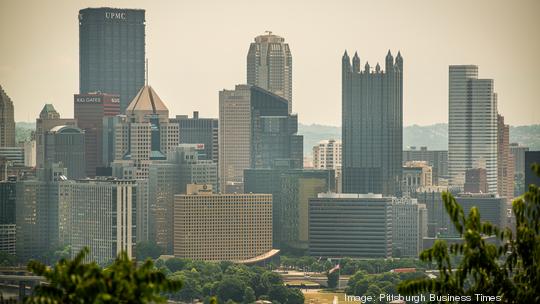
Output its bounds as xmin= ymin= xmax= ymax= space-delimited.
xmin=385 ymin=49 xmax=394 ymax=72
xmin=396 ymin=51 xmax=403 ymax=71
xmin=352 ymin=52 xmax=360 ymax=73
xmin=342 ymin=50 xmax=349 ymax=60
xmin=364 ymin=61 xmax=370 ymax=73
xmin=342 ymin=50 xmax=351 ymax=73
xmin=375 ymin=63 xmax=381 ymax=73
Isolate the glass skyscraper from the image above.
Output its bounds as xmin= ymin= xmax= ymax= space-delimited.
xmin=79 ymin=8 xmax=145 ymax=113
xmin=341 ymin=51 xmax=403 ymax=196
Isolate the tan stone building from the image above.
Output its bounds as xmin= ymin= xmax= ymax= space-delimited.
xmin=174 ymin=187 xmax=272 ymax=261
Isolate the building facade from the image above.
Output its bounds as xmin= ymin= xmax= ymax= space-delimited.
xmin=0 ymin=179 xmax=17 ymax=255
xmin=172 ymin=111 xmax=218 ymax=163
xmin=342 ymin=51 xmax=403 ymax=196
xmin=44 ymin=125 xmax=86 ymax=180
xmin=448 ymin=65 xmax=498 ymax=193
xmin=79 ymin=8 xmax=145 ymax=113
xmin=403 ymin=147 xmax=448 ymax=183
xmin=74 ymin=92 xmax=121 ymax=177
xmin=173 ymin=191 xmax=273 ymax=261
xmin=313 ymin=139 xmax=342 ymax=192
xmin=308 ymin=193 xmax=393 ymax=258
xmin=402 ymin=161 xmax=433 ymax=195
xmin=0 ymin=85 xmax=15 ymax=147
xmin=464 ymin=168 xmax=488 ymax=193
xmin=497 ymin=114 xmax=514 ymax=202
xmin=247 ymin=32 xmax=292 ymax=113
xmin=392 ymin=197 xmax=427 ymax=258
xmin=510 ymin=143 xmax=529 ymax=195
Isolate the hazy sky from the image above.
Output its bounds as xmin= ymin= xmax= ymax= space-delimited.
xmin=1 ymin=0 xmax=539 ymax=126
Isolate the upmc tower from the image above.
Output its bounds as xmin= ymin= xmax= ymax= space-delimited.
xmin=79 ymin=8 xmax=145 ymax=113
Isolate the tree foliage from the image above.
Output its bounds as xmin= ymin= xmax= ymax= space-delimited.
xmin=25 ymin=248 xmax=182 ymax=303
xmin=398 ymin=164 xmax=540 ymax=303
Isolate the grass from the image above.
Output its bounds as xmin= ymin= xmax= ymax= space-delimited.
xmin=303 ymin=291 xmax=359 ymax=304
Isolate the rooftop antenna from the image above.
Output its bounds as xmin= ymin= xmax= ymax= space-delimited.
xmin=145 ymin=58 xmax=149 ymax=86
xmin=265 ymin=30 xmax=272 ymax=35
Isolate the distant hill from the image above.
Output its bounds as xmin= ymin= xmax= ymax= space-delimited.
xmin=299 ymin=123 xmax=540 ymax=156
xmin=16 ymin=122 xmax=35 ymax=143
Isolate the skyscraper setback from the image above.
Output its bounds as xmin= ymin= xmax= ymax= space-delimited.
xmin=79 ymin=8 xmax=145 ymax=113
xmin=448 ymin=66 xmax=498 ymax=193
xmin=247 ymin=32 xmax=293 ymax=113
xmin=0 ymin=86 xmax=15 ymax=148
xmin=341 ymin=51 xmax=403 ymax=196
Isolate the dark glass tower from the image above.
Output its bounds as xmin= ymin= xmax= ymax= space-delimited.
xmin=79 ymin=8 xmax=145 ymax=113
xmin=342 ymin=50 xmax=403 ymax=196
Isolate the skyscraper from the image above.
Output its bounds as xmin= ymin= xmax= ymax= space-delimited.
xmin=74 ymin=92 xmax=121 ymax=177
xmin=79 ymin=8 xmax=145 ymax=113
xmin=172 ymin=111 xmax=218 ymax=163
xmin=313 ymin=139 xmax=342 ymax=192
xmin=0 ymin=85 xmax=15 ymax=147
xmin=219 ymin=85 xmax=302 ymax=192
xmin=509 ymin=143 xmax=529 ymax=195
xmin=448 ymin=65 xmax=498 ymax=193
xmin=44 ymin=126 xmax=86 ymax=180
xmin=341 ymin=51 xmax=403 ymax=196
xmin=247 ymin=32 xmax=293 ymax=113
xmin=497 ymin=114 xmax=514 ymax=202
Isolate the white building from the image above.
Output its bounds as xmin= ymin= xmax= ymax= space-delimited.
xmin=313 ymin=139 xmax=342 ymax=192
xmin=448 ymin=66 xmax=498 ymax=193
xmin=392 ymin=197 xmax=427 ymax=257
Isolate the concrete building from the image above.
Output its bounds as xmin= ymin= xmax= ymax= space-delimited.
xmin=173 ymin=189 xmax=273 ymax=261
xmin=44 ymin=125 xmax=86 ymax=180
xmin=63 ymin=179 xmax=137 ymax=265
xmin=308 ymin=193 xmax=393 ymax=258
xmin=342 ymin=51 xmax=403 ymax=196
xmin=247 ymin=32 xmax=292 ymax=113
xmin=464 ymin=168 xmax=488 ymax=194
xmin=35 ymin=104 xmax=77 ymax=170
xmin=0 ymin=147 xmax=24 ymax=167
xmin=244 ymin=166 xmax=335 ymax=250
xmin=456 ymin=193 xmax=507 ymax=230
xmin=525 ymin=151 xmax=540 ymax=188
xmin=172 ymin=111 xmax=218 ymax=163
xmin=497 ymin=114 xmax=514 ymax=202
xmin=79 ymin=8 xmax=145 ymax=113
xmin=22 ymin=140 xmax=36 ymax=168
xmin=0 ymin=85 xmax=15 ymax=147
xmin=402 ymin=161 xmax=433 ymax=195
xmin=0 ymin=179 xmax=16 ymax=255
xmin=415 ymin=186 xmax=457 ymax=237
xmin=392 ymin=197 xmax=427 ymax=257
xmin=74 ymin=92 xmax=121 ymax=177
xmin=312 ymin=139 xmax=342 ymax=192
xmin=448 ymin=66 xmax=498 ymax=193
xmin=510 ymin=143 xmax=529 ymax=195
xmin=403 ymin=147 xmax=448 ymax=183
xmin=219 ymin=85 xmax=302 ymax=192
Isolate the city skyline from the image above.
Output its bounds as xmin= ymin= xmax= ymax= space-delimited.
xmin=1 ymin=0 xmax=539 ymax=126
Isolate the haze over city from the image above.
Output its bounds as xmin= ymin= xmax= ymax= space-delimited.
xmin=1 ymin=0 xmax=539 ymax=126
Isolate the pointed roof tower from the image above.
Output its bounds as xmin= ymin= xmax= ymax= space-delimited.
xmin=126 ymin=85 xmax=169 ymax=122
xmin=39 ymin=104 xmax=60 ymax=119
xmin=352 ymin=52 xmax=361 ymax=72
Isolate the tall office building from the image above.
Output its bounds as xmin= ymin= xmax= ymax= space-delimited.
xmin=497 ymin=114 xmax=514 ymax=202
xmin=112 ymin=85 xmax=178 ymax=179
xmin=464 ymin=168 xmax=488 ymax=193
xmin=22 ymin=140 xmax=36 ymax=168
xmin=74 ymin=92 xmax=121 ymax=177
xmin=0 ymin=179 xmax=17 ymax=255
xmin=244 ymin=165 xmax=335 ymax=249
xmin=510 ymin=143 xmax=529 ymax=195
xmin=36 ymin=104 xmax=77 ymax=169
xmin=448 ymin=65 xmax=498 ymax=193
xmin=44 ymin=125 xmax=86 ymax=180
xmin=313 ymin=139 xmax=342 ymax=192
xmin=62 ymin=179 xmax=136 ymax=264
xmin=172 ymin=111 xmax=218 ymax=163
xmin=219 ymin=85 xmax=302 ymax=192
xmin=392 ymin=197 xmax=427 ymax=257
xmin=403 ymin=147 xmax=448 ymax=183
xmin=0 ymin=85 xmax=15 ymax=147
xmin=247 ymin=32 xmax=292 ymax=113
xmin=308 ymin=193 xmax=393 ymax=258
xmin=174 ymin=189 xmax=273 ymax=262
xmin=342 ymin=51 xmax=403 ymax=196
xmin=79 ymin=8 xmax=145 ymax=113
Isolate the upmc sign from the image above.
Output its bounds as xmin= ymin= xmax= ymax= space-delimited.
xmin=105 ymin=12 xmax=127 ymax=20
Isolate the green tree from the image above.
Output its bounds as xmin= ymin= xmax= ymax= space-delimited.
xmin=25 ymin=248 xmax=182 ymax=303
xmin=217 ymin=275 xmax=246 ymax=303
xmin=135 ymin=240 xmax=163 ymax=260
xmin=326 ymin=269 xmax=339 ymax=289
xmin=398 ymin=164 xmax=540 ymax=303
xmin=268 ymin=285 xmax=288 ymax=303
xmin=243 ymin=286 xmax=256 ymax=304
xmin=286 ymin=289 xmax=305 ymax=304
xmin=165 ymin=258 xmax=189 ymax=273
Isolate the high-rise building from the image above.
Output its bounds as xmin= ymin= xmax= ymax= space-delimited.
xmin=0 ymin=147 xmax=24 ymax=167
xmin=342 ymin=51 xmax=403 ymax=196
xmin=219 ymin=85 xmax=302 ymax=192
xmin=62 ymin=179 xmax=136 ymax=264
xmin=448 ymin=65 xmax=498 ymax=193
xmin=0 ymin=179 xmax=16 ymax=255
xmin=392 ymin=197 xmax=427 ymax=258
xmin=403 ymin=147 xmax=448 ymax=183
xmin=173 ymin=111 xmax=218 ymax=163
xmin=112 ymin=86 xmax=178 ymax=179
xmin=247 ymin=32 xmax=292 ymax=113
xmin=402 ymin=161 xmax=433 ymax=195
xmin=174 ymin=189 xmax=273 ymax=262
xmin=313 ymin=139 xmax=342 ymax=192
xmin=524 ymin=151 xmax=540 ymax=188
xmin=244 ymin=166 xmax=335 ymax=250
xmin=415 ymin=186 xmax=458 ymax=237
xmin=74 ymin=92 xmax=121 ymax=177
xmin=510 ymin=143 xmax=529 ymax=195
xmin=44 ymin=125 xmax=86 ymax=180
xmin=36 ymin=104 xmax=77 ymax=169
xmin=308 ymin=193 xmax=393 ymax=258
xmin=464 ymin=168 xmax=488 ymax=193
xmin=79 ymin=8 xmax=145 ymax=113
xmin=0 ymin=85 xmax=15 ymax=147
xmin=497 ymin=114 xmax=514 ymax=202
xmin=22 ymin=140 xmax=36 ymax=168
